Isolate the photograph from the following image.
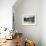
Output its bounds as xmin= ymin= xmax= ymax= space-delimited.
xmin=22 ymin=15 xmax=36 ymax=25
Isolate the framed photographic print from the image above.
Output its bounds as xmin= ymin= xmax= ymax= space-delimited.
xmin=22 ymin=14 xmax=36 ymax=25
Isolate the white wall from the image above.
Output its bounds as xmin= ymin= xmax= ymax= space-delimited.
xmin=40 ymin=0 xmax=46 ymax=46
xmin=13 ymin=0 xmax=41 ymax=46
xmin=0 ymin=0 xmax=16 ymax=30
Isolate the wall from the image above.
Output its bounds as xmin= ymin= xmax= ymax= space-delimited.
xmin=40 ymin=0 xmax=46 ymax=46
xmin=13 ymin=0 xmax=41 ymax=46
xmin=0 ymin=0 xmax=16 ymax=30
